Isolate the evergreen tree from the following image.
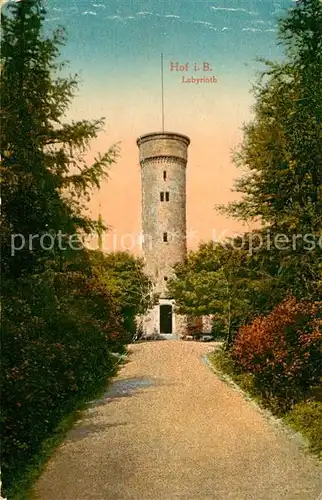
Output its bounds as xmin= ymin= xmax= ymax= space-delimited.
xmin=218 ymin=0 xmax=321 ymax=229
xmin=216 ymin=0 xmax=322 ymax=298
xmin=0 ymin=0 xmax=118 ymax=276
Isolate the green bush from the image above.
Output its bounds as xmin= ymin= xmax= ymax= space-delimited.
xmin=211 ymin=317 xmax=227 ymax=341
xmin=210 ymin=349 xmax=257 ymax=396
xmin=1 ymin=270 xmax=126 ymax=496
xmin=209 ymin=348 xmax=236 ymax=378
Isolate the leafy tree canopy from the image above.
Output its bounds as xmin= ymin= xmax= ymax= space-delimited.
xmin=88 ymin=250 xmax=153 ymax=322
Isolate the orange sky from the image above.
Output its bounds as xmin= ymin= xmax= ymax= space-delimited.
xmin=66 ymin=76 xmax=256 ymax=255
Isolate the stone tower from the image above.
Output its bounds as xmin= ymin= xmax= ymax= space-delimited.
xmin=137 ymin=131 xmax=190 ymax=337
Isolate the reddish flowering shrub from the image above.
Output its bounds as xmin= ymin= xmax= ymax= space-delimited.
xmin=232 ymin=297 xmax=322 ymax=409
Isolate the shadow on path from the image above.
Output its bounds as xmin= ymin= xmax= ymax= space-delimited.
xmin=87 ymin=377 xmax=155 ymax=408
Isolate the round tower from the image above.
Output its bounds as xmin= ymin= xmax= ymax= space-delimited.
xmin=137 ymin=131 xmax=190 ymax=337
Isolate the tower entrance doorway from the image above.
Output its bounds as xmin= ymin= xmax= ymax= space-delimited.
xmin=160 ymin=305 xmax=172 ymax=334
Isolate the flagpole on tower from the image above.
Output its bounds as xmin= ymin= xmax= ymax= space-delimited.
xmin=161 ymin=53 xmax=165 ymax=132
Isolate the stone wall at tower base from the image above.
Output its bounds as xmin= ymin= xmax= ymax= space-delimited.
xmin=137 ymin=299 xmax=187 ymax=339
xmin=136 ymin=306 xmax=213 ymax=340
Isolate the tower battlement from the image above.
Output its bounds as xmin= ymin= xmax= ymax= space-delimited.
xmin=137 ymin=132 xmax=190 ymax=164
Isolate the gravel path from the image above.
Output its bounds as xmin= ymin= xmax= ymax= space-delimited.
xmin=34 ymin=341 xmax=322 ymax=499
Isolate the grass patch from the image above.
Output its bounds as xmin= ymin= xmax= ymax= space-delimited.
xmin=208 ymin=347 xmax=322 ymax=459
xmin=208 ymin=348 xmax=257 ymax=397
xmin=5 ymin=353 xmax=128 ymax=500
xmin=284 ymin=401 xmax=322 ymax=459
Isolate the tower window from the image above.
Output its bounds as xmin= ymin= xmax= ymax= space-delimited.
xmin=163 ymin=232 xmax=168 ymax=242
xmin=160 ymin=192 xmax=164 ymax=201
xmin=165 ymin=192 xmax=170 ymax=202
xmin=163 ymin=171 xmax=167 ymax=180
xmin=164 ymin=276 xmax=168 ymax=281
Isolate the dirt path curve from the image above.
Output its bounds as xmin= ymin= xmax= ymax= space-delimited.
xmin=34 ymin=341 xmax=322 ymax=500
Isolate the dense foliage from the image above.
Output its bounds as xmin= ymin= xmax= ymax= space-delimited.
xmin=168 ymin=241 xmax=287 ymax=344
xmin=1 ymin=270 xmax=126 ymax=492
xmin=232 ymin=297 xmax=322 ymax=411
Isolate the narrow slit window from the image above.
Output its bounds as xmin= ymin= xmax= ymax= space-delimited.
xmin=163 ymin=232 xmax=168 ymax=242
xmin=160 ymin=192 xmax=164 ymax=202
xmin=163 ymin=171 xmax=167 ymax=180
xmin=165 ymin=192 xmax=170 ymax=202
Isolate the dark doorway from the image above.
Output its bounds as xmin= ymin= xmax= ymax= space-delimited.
xmin=160 ymin=305 xmax=172 ymax=334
